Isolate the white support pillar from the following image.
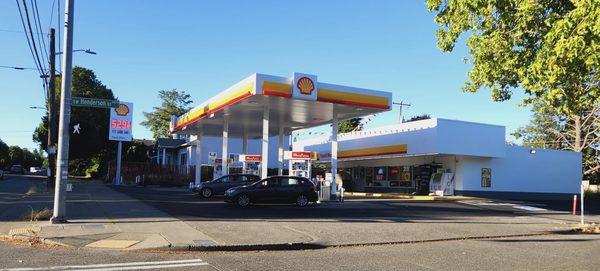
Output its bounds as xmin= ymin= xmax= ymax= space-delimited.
xmin=193 ymin=134 xmax=202 ymax=185
xmin=261 ymin=105 xmax=270 ymax=179
xmin=162 ymin=148 xmax=167 ymax=166
xmin=222 ymin=117 xmax=229 ymax=176
xmin=242 ymin=125 xmax=248 ymax=154
xmin=278 ymin=126 xmax=284 ymax=175
xmin=331 ymin=113 xmax=338 ymax=200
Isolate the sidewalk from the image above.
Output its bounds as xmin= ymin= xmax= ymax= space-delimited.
xmin=1 ymin=181 xmax=595 ymax=252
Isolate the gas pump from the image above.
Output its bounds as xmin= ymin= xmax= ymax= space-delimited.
xmin=284 ymin=151 xmax=316 ymax=178
xmin=239 ymin=154 xmax=261 ymax=176
xmin=212 ymin=158 xmax=233 ymax=179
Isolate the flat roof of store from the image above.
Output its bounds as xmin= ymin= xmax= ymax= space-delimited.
xmin=171 ymin=73 xmax=393 ymax=138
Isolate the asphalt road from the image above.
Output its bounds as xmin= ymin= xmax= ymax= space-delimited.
xmin=110 ymin=186 xmax=516 ymax=222
xmin=0 ymin=233 xmax=598 ymax=271
xmin=0 ymin=174 xmax=50 ymax=221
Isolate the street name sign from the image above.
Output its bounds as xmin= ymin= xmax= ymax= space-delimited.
xmin=72 ymin=97 xmax=120 ymax=108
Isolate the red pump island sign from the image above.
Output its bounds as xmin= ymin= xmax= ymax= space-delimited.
xmin=109 ymin=102 xmax=133 ymax=142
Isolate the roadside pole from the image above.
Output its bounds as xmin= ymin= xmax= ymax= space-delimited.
xmin=51 ymin=0 xmax=74 ymax=224
xmin=581 ymin=183 xmax=585 ymax=225
xmin=46 ymin=28 xmax=57 ymax=191
xmin=115 ymin=141 xmax=122 ymax=185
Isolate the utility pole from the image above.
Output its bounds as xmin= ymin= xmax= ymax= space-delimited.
xmin=46 ymin=28 xmax=57 ymax=191
xmin=392 ymin=101 xmax=411 ymax=123
xmin=51 ymin=0 xmax=74 ymax=224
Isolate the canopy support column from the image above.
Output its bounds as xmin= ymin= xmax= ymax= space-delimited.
xmin=222 ymin=117 xmax=229 ymax=176
xmin=162 ymin=148 xmax=166 ymax=166
xmin=242 ymin=125 xmax=248 ymax=154
xmin=194 ymin=134 xmax=202 ymax=185
xmin=261 ymin=105 xmax=270 ymax=179
xmin=278 ymin=126 xmax=284 ymax=175
xmin=330 ymin=113 xmax=338 ymax=200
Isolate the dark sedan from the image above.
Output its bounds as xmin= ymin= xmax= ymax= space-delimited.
xmin=195 ymin=174 xmax=261 ymax=198
xmin=224 ymin=176 xmax=318 ymax=207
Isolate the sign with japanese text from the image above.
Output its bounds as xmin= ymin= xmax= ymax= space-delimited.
xmin=109 ymin=102 xmax=133 ymax=142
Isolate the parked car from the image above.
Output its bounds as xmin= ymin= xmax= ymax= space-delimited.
xmin=224 ymin=176 xmax=318 ymax=207
xmin=195 ymin=174 xmax=261 ymax=198
xmin=9 ymin=165 xmax=24 ymax=174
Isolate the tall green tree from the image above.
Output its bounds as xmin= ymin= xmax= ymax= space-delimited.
xmin=33 ymin=67 xmax=116 ymax=177
xmin=427 ymin=0 xmax=599 ymax=173
xmin=0 ymin=139 xmax=8 ymax=169
xmin=141 ymin=89 xmax=193 ymax=138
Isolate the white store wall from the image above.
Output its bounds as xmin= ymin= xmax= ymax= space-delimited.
xmin=455 ymin=146 xmax=582 ymax=194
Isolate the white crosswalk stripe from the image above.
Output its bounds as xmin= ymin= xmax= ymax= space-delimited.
xmin=0 ymin=259 xmax=209 ymax=271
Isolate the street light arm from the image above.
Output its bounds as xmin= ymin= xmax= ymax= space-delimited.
xmin=55 ymin=49 xmax=97 ymax=55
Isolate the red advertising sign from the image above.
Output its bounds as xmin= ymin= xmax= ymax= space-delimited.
xmin=240 ymin=155 xmax=261 ymax=162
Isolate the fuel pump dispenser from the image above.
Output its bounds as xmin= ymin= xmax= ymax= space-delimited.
xmin=239 ymin=154 xmax=261 ymax=176
xmin=284 ymin=151 xmax=316 ymax=178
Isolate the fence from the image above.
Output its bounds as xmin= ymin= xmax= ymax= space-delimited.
xmin=107 ymin=161 xmax=204 ymax=186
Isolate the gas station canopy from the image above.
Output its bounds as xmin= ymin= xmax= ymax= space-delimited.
xmin=171 ymin=73 xmax=393 ymax=138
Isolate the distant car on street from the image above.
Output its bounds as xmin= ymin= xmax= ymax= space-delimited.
xmin=195 ymin=174 xmax=261 ymax=198
xmin=224 ymin=176 xmax=318 ymax=207
xmin=9 ymin=165 xmax=24 ymax=174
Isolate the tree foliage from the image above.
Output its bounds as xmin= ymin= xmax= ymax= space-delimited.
xmin=141 ymin=89 xmax=193 ymax=138
xmin=427 ymin=0 xmax=600 ymax=179
xmin=33 ymin=67 xmax=116 ymax=177
xmin=0 ymin=140 xmax=44 ymax=170
xmin=405 ymin=114 xmax=431 ymax=123
xmin=426 ymin=0 xmax=599 ymax=114
xmin=338 ymin=118 xmax=362 ymax=133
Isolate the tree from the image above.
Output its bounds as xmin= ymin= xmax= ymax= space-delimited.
xmin=427 ymin=0 xmax=599 ymax=175
xmin=33 ymin=67 xmax=116 ymax=177
xmin=0 ymin=139 xmax=8 ymax=169
xmin=141 ymin=89 xmax=193 ymax=138
xmin=405 ymin=114 xmax=431 ymax=123
xmin=337 ymin=118 xmax=362 ymax=133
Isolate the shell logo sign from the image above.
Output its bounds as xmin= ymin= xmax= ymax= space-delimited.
xmin=115 ymin=104 xmax=130 ymax=116
xmin=292 ymin=72 xmax=318 ymax=101
xmin=296 ymin=77 xmax=315 ymax=95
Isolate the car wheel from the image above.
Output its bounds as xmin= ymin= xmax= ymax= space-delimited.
xmin=236 ymin=194 xmax=250 ymax=207
xmin=200 ymin=188 xmax=213 ymax=198
xmin=296 ymin=194 xmax=309 ymax=207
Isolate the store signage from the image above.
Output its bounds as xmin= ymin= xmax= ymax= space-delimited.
xmin=215 ymin=158 xmax=233 ymax=164
xmin=72 ymin=97 xmax=120 ymax=108
xmin=292 ymin=72 xmax=318 ymax=101
xmin=108 ymin=102 xmax=133 ymax=142
xmin=239 ymin=155 xmax=261 ymax=162
xmin=284 ymin=151 xmax=313 ymax=160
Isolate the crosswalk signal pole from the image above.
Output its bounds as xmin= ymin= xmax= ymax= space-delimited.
xmin=51 ymin=0 xmax=75 ymax=224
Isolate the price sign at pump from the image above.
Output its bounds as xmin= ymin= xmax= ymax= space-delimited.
xmin=109 ymin=102 xmax=133 ymax=142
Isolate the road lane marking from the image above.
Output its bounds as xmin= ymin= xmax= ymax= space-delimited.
xmin=0 ymin=259 xmax=208 ymax=271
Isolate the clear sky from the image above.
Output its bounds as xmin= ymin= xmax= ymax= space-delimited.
xmin=0 ymin=0 xmax=531 ymax=151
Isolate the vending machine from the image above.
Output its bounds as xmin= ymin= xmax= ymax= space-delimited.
xmin=239 ymin=154 xmax=261 ymax=176
xmin=284 ymin=151 xmax=316 ymax=178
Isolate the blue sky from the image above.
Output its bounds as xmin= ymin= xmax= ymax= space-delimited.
xmin=0 ymin=0 xmax=531 ymax=150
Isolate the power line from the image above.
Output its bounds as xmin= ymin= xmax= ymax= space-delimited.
xmin=21 ymin=0 xmax=46 ymax=77
xmin=0 ymin=65 xmax=38 ymax=70
xmin=32 ymin=0 xmax=49 ymax=65
xmin=48 ymin=0 xmax=56 ymax=31
xmin=0 ymin=28 xmax=47 ymax=34
xmin=15 ymin=0 xmax=44 ymax=77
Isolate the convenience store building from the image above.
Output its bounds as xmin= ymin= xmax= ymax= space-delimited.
xmin=296 ymin=118 xmax=582 ymax=199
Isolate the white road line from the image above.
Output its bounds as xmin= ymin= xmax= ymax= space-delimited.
xmin=0 ymin=259 xmax=207 ymax=271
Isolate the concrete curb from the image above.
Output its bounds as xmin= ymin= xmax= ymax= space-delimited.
xmin=344 ymin=192 xmax=477 ymax=201
xmin=150 ymin=230 xmax=577 ymax=253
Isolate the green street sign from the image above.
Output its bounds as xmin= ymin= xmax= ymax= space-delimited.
xmin=71 ymin=97 xmax=120 ymax=108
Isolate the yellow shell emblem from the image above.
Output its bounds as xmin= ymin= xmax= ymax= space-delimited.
xmin=297 ymin=77 xmax=315 ymax=95
xmin=115 ymin=104 xmax=129 ymax=116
